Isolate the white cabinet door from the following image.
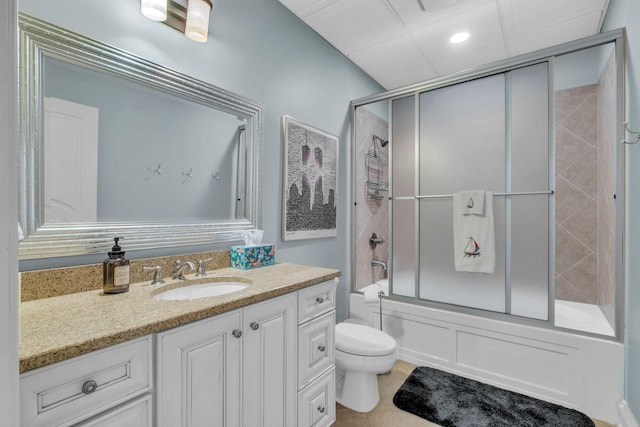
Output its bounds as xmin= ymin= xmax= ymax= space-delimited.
xmin=75 ymin=394 xmax=152 ymax=427
xmin=242 ymin=293 xmax=297 ymax=427
xmin=156 ymin=310 xmax=242 ymax=427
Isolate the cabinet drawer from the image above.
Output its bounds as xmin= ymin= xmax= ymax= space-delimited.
xmin=21 ymin=336 xmax=152 ymax=427
xmin=75 ymin=394 xmax=152 ymax=427
xmin=298 ymin=311 xmax=335 ymax=388
xmin=298 ymin=368 xmax=335 ymax=427
xmin=298 ymin=279 xmax=336 ymax=324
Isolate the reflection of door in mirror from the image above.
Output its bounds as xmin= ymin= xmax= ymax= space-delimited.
xmin=43 ymin=97 xmax=98 ymax=223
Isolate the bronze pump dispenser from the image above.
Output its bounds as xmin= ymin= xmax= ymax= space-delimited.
xmin=103 ymin=237 xmax=130 ymax=294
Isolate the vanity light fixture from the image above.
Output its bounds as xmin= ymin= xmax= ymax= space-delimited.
xmin=141 ymin=0 xmax=213 ymax=43
xmin=141 ymin=0 xmax=167 ymax=21
xmin=185 ymin=0 xmax=213 ymax=42
xmin=449 ymin=32 xmax=470 ymax=44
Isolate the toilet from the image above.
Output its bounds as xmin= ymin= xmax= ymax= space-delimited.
xmin=334 ymin=321 xmax=397 ymax=412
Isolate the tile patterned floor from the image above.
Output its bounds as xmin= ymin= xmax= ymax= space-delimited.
xmin=333 ymin=360 xmax=614 ymax=427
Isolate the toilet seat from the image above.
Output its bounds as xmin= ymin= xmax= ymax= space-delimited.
xmin=335 ymin=323 xmax=396 ymax=356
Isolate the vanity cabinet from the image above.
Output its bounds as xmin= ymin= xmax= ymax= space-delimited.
xmin=297 ymin=281 xmax=336 ymax=427
xmin=156 ymin=292 xmax=297 ymax=427
xmin=20 ymin=336 xmax=152 ymax=427
xmin=20 ymin=278 xmax=337 ymax=427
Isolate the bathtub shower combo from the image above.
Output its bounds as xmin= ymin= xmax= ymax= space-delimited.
xmin=350 ymin=30 xmax=626 ymax=423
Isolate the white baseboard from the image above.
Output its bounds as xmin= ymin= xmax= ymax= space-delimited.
xmin=618 ymin=400 xmax=639 ymax=427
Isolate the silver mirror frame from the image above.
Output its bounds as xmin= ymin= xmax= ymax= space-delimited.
xmin=18 ymin=13 xmax=263 ymax=259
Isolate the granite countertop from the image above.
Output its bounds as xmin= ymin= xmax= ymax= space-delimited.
xmin=20 ymin=262 xmax=341 ymax=373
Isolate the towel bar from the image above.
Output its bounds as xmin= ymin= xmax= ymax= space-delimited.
xmin=408 ymin=190 xmax=554 ymax=200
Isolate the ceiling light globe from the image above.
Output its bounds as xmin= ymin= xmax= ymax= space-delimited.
xmin=186 ymin=0 xmax=213 ymax=43
xmin=450 ymin=32 xmax=470 ymax=44
xmin=141 ymin=0 xmax=167 ymax=22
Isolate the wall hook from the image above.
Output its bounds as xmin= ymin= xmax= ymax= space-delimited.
xmin=181 ymin=168 xmax=193 ymax=183
xmin=621 ymin=122 xmax=640 ymax=144
xmin=211 ymin=169 xmax=221 ymax=182
xmin=145 ymin=162 xmax=162 ymax=180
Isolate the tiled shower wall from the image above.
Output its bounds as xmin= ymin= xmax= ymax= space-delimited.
xmin=597 ymin=51 xmax=617 ymax=328
xmin=554 ymin=51 xmax=616 ymax=329
xmin=555 ymin=84 xmax=599 ymax=304
xmin=354 ymin=107 xmax=389 ymax=291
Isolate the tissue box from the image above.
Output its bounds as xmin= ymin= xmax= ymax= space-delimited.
xmin=230 ymin=244 xmax=275 ymax=269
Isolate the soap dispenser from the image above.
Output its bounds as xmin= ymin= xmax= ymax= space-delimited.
xmin=103 ymin=237 xmax=130 ymax=294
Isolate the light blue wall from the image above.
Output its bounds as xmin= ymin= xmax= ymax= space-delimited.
xmin=603 ymin=0 xmax=640 ymax=421
xmin=45 ymin=57 xmax=242 ymax=221
xmin=19 ymin=0 xmax=385 ymax=321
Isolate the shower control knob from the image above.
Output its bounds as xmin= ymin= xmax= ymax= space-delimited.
xmin=318 ymin=345 xmax=325 ymax=352
xmin=232 ymin=329 xmax=242 ymax=338
xmin=81 ymin=380 xmax=98 ymax=395
xmin=316 ymin=297 xmax=324 ymax=304
xmin=317 ymin=405 xmax=325 ymax=414
xmin=250 ymin=322 xmax=260 ymax=330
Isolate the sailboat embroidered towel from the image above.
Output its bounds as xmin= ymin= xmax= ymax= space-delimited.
xmin=453 ymin=191 xmax=495 ymax=273
xmin=460 ymin=190 xmax=485 ymax=215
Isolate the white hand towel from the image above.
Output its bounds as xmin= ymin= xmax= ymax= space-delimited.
xmin=453 ymin=191 xmax=495 ymax=273
xmin=459 ymin=190 xmax=485 ymax=215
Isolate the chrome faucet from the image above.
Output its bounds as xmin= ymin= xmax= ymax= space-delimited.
xmin=172 ymin=260 xmax=195 ymax=280
xmin=371 ymin=259 xmax=388 ymax=270
xmin=195 ymin=258 xmax=213 ymax=277
xmin=142 ymin=265 xmax=165 ymax=285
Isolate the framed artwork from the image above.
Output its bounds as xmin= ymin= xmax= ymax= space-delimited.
xmin=281 ymin=115 xmax=338 ymax=241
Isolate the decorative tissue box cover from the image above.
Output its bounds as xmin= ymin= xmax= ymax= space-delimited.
xmin=230 ymin=244 xmax=275 ymax=269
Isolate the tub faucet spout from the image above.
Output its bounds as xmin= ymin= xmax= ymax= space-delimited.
xmin=371 ymin=259 xmax=387 ymax=270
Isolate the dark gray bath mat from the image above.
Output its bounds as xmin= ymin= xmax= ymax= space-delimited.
xmin=393 ymin=366 xmax=595 ymax=427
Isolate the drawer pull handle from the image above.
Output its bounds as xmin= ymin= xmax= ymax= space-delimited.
xmin=316 ymin=297 xmax=324 ymax=304
xmin=317 ymin=405 xmax=326 ymax=414
xmin=250 ymin=322 xmax=260 ymax=330
xmin=318 ymin=345 xmax=326 ymax=352
xmin=232 ymin=329 xmax=242 ymax=338
xmin=81 ymin=380 xmax=98 ymax=395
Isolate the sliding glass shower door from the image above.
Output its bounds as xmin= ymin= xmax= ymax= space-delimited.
xmin=392 ymin=63 xmax=551 ymax=320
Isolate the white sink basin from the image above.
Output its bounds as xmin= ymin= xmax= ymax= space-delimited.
xmin=153 ymin=282 xmax=248 ymax=301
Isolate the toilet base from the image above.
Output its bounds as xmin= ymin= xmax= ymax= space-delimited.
xmin=336 ymin=370 xmax=380 ymax=412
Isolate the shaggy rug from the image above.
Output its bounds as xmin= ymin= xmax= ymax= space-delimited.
xmin=393 ymin=367 xmax=595 ymax=427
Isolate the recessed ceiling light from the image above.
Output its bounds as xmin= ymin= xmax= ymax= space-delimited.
xmin=450 ymin=32 xmax=470 ymax=44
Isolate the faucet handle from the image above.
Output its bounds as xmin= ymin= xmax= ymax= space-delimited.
xmin=196 ymin=258 xmax=213 ymax=276
xmin=142 ymin=266 xmax=165 ymax=285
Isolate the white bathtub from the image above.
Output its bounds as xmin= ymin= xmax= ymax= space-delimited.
xmin=349 ymin=290 xmax=624 ymax=424
xmin=555 ymin=299 xmax=615 ymax=336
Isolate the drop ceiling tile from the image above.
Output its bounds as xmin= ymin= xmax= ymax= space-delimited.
xmin=303 ymin=0 xmax=406 ymax=54
xmin=278 ymin=0 xmax=611 ymax=90
xmin=278 ymin=0 xmax=342 ymax=17
xmin=377 ymin=64 xmax=441 ymax=89
xmin=506 ymin=14 xmax=602 ymax=56
xmin=348 ymin=35 xmax=430 ymax=79
xmin=498 ymin=0 xmax=606 ymax=37
xmin=411 ymin=1 xmax=505 ymax=63
xmin=387 ymin=0 xmax=492 ymax=30
xmin=432 ymin=42 xmax=507 ymax=76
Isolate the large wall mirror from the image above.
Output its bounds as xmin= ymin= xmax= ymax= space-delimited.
xmin=18 ymin=13 xmax=263 ymax=259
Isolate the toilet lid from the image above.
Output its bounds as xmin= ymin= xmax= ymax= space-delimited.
xmin=335 ymin=322 xmax=397 ymax=356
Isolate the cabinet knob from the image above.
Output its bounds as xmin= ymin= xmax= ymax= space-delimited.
xmin=250 ymin=322 xmax=260 ymax=330
xmin=318 ymin=345 xmax=326 ymax=352
xmin=316 ymin=297 xmax=324 ymax=304
xmin=317 ymin=405 xmax=326 ymax=414
xmin=232 ymin=329 xmax=242 ymax=338
xmin=81 ymin=380 xmax=98 ymax=395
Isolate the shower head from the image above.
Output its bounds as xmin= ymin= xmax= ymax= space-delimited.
xmin=373 ymin=135 xmax=389 ymax=148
